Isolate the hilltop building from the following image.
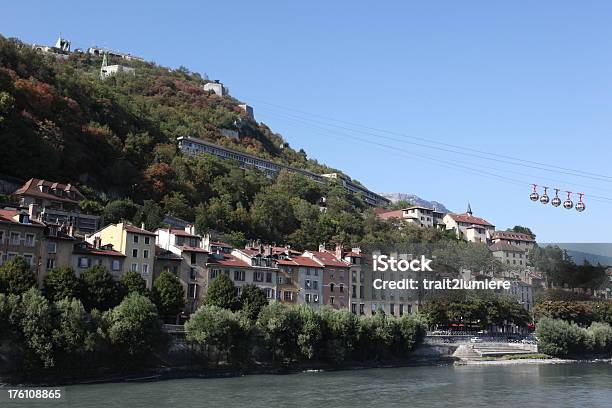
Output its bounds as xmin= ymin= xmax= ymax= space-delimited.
xmin=443 ymin=203 xmax=495 ymax=243
xmin=203 ymin=80 xmax=227 ymax=96
xmin=491 ymin=231 xmax=535 ymax=251
xmin=100 ymin=52 xmax=135 ymax=79
xmin=177 ymin=137 xmax=389 ymax=207
xmin=238 ymin=104 xmax=254 ymax=119
xmin=87 ymin=46 xmax=143 ymax=61
xmin=376 ymin=205 xmax=445 ymax=229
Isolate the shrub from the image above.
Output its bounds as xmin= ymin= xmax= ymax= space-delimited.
xmin=535 ymin=317 xmax=588 ymax=357
xmin=587 ymin=322 xmax=612 ymax=353
xmin=43 ymin=266 xmax=79 ymax=302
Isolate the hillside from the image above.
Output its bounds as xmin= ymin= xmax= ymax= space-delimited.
xmin=0 ymin=35 xmax=335 ymax=196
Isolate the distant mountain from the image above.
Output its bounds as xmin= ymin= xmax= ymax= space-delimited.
xmin=546 ymin=243 xmax=612 ymax=267
xmin=382 ymin=193 xmax=450 ymax=213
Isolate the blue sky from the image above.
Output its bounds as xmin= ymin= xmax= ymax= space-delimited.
xmin=5 ymin=1 xmax=612 ymax=242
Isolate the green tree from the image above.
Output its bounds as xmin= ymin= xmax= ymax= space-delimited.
xmin=296 ymin=305 xmax=323 ymax=360
xmin=51 ymin=297 xmax=97 ymax=366
xmin=185 ymin=305 xmax=244 ymax=364
xmin=79 ymin=265 xmax=120 ymax=311
xmin=203 ymin=274 xmax=240 ymax=311
xmin=121 ymin=270 xmax=148 ymax=297
xmin=239 ymin=284 xmax=269 ymax=321
xmin=152 ymin=271 xmax=185 ymax=322
xmin=132 ymin=200 xmax=164 ymax=231
xmin=105 ymin=293 xmax=162 ymax=361
xmin=535 ymin=317 xmax=588 ymax=357
xmin=256 ymin=302 xmax=301 ymax=362
xmin=20 ymin=288 xmax=55 ymax=369
xmin=43 ymin=266 xmax=79 ymax=302
xmin=0 ymin=256 xmax=36 ymax=295
xmin=508 ymin=225 xmax=535 ymax=240
xmin=102 ymin=199 xmax=138 ymax=225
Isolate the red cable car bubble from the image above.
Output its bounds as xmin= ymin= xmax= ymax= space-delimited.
xmin=551 ymin=188 xmax=561 ymax=207
xmin=540 ymin=186 xmax=549 ymax=204
xmin=576 ymin=193 xmax=586 ymax=212
xmin=529 ymin=184 xmax=539 ymax=201
xmin=563 ymin=191 xmax=574 ymax=209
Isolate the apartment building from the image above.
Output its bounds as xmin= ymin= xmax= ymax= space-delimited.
xmin=491 ymin=231 xmax=535 ymax=251
xmin=155 ymin=225 xmax=209 ymax=313
xmin=0 ymin=209 xmax=45 ymax=276
xmin=303 ymin=246 xmax=351 ymax=310
xmin=70 ymin=241 xmax=125 ymax=279
xmin=177 ymin=137 xmax=389 ymax=207
xmin=39 ymin=223 xmax=76 ymax=285
xmin=277 ymin=256 xmax=323 ymax=308
xmin=231 ymin=248 xmax=278 ymax=300
xmin=443 ymin=204 xmax=495 ymax=243
xmin=489 ymin=241 xmax=528 ymax=268
xmin=376 ymin=205 xmax=445 ymax=229
xmin=342 ymin=248 xmax=367 ymax=315
xmin=88 ymin=222 xmax=156 ymax=288
xmin=13 ymin=178 xmax=100 ymax=236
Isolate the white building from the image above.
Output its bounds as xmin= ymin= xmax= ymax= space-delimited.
xmin=100 ymin=64 xmax=135 ymax=78
xmin=443 ymin=204 xmax=495 ymax=243
xmin=376 ymin=205 xmax=445 ymax=229
xmin=238 ymin=104 xmax=254 ymax=119
xmin=203 ymin=81 xmax=227 ymax=96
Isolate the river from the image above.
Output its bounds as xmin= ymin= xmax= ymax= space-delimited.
xmin=4 ymin=362 xmax=612 ymax=407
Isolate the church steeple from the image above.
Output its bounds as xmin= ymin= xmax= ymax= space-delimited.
xmin=466 ymin=202 xmax=473 ymax=216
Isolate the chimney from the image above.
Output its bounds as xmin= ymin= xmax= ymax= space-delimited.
xmin=93 ymin=236 xmax=101 ymax=249
xmin=68 ymin=222 xmax=75 ymax=237
xmin=319 ymin=243 xmax=326 ymax=252
xmin=334 ymin=243 xmax=343 ymax=260
xmin=264 ymin=244 xmax=272 ymax=257
xmin=28 ymin=203 xmax=38 ymax=219
xmin=141 ymin=222 xmax=146 ymax=230
xmin=185 ymin=223 xmax=195 ymax=235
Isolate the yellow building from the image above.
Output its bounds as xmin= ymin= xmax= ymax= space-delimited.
xmin=88 ymin=222 xmax=156 ymax=288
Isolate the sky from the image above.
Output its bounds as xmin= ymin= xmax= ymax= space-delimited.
xmin=4 ymin=1 xmax=612 ymax=243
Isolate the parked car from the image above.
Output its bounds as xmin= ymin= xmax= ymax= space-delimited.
xmin=470 ymin=337 xmax=483 ymax=343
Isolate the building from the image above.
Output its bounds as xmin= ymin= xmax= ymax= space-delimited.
xmin=87 ymin=222 xmax=156 ymax=288
xmin=489 ymin=241 xmax=528 ymax=268
xmin=231 ymin=248 xmax=279 ymax=300
xmin=87 ymin=46 xmax=143 ymax=61
xmin=277 ymin=256 xmax=323 ymax=307
xmin=376 ymin=205 xmax=445 ymax=229
xmin=342 ymin=248 xmax=367 ymax=315
xmin=0 ymin=208 xmax=45 ymax=277
xmin=155 ymin=225 xmax=209 ymax=313
xmin=31 ymin=37 xmax=71 ymax=59
xmin=202 ymin=81 xmax=227 ymax=96
xmin=303 ymin=245 xmax=351 ymax=310
xmin=500 ymin=279 xmax=534 ymax=311
xmin=491 ymin=231 xmax=535 ymax=251
xmin=177 ymin=137 xmax=389 ymax=207
xmin=13 ymin=178 xmax=100 ymax=236
xmin=443 ymin=204 xmax=495 ymax=243
xmin=39 ymin=222 xmax=76 ymax=285
xmin=70 ymin=240 xmax=125 ymax=280
xmin=238 ymin=104 xmax=254 ymax=119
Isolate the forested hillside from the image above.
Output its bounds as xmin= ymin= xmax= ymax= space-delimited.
xmin=0 ymin=35 xmax=457 ymax=248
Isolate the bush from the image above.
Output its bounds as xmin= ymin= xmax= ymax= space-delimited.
xmin=587 ymin=322 xmax=612 ymax=353
xmin=0 ymin=256 xmax=36 ymax=295
xmin=79 ymin=266 xmax=120 ymax=312
xmin=43 ymin=267 xmax=79 ymax=302
xmin=121 ymin=271 xmax=149 ymax=297
xmin=152 ymin=271 xmax=184 ymax=322
xmin=203 ymin=274 xmax=240 ymax=311
xmin=185 ymin=305 xmax=244 ymax=364
xmin=256 ymin=302 xmax=301 ymax=362
xmin=535 ymin=317 xmax=589 ymax=357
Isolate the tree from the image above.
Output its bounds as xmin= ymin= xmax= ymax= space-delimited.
xmin=152 ymin=271 xmax=185 ymax=321
xmin=535 ymin=317 xmax=588 ymax=357
xmin=508 ymin=225 xmax=535 ymax=240
xmin=105 ymin=293 xmax=162 ymax=361
xmin=256 ymin=302 xmax=301 ymax=362
xmin=51 ymin=297 xmax=97 ymax=366
xmin=43 ymin=266 xmax=79 ymax=302
xmin=296 ymin=305 xmax=323 ymax=360
xmin=79 ymin=265 xmax=120 ymax=311
xmin=20 ymin=288 xmax=55 ymax=369
xmin=102 ymin=199 xmax=138 ymax=226
xmin=132 ymin=200 xmax=164 ymax=231
xmin=121 ymin=271 xmax=148 ymax=297
xmin=0 ymin=256 xmax=36 ymax=295
xmin=320 ymin=307 xmax=360 ymax=363
xmin=185 ymin=305 xmax=244 ymax=364
xmin=203 ymin=274 xmax=240 ymax=311
xmin=239 ymin=284 xmax=268 ymax=321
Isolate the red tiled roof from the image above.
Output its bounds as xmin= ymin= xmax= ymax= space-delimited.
xmin=447 ymin=213 xmax=494 ymax=227
xmin=240 ymin=248 xmax=261 ymax=256
xmin=278 ymin=256 xmax=324 ymax=268
xmin=211 ymin=241 xmax=232 ymax=248
xmin=179 ymin=245 xmax=208 ymax=253
xmin=170 ymin=228 xmax=199 ymax=238
xmin=306 ymin=251 xmax=349 ymax=268
xmin=207 ymin=254 xmax=250 ymax=267
xmin=492 ymin=231 xmax=535 ymax=242
xmin=124 ymin=224 xmax=157 ymax=236
xmin=13 ymin=178 xmax=84 ymax=204
xmin=345 ymin=251 xmax=362 ymax=257
xmin=376 ymin=209 xmax=404 ymax=220
xmin=72 ymin=242 xmax=125 ymax=257
xmin=0 ymin=209 xmax=45 ymax=227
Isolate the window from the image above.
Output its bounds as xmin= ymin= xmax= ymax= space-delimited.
xmin=47 ymin=242 xmax=57 ymax=254
xmin=313 ymin=280 xmax=318 ymax=289
xmin=254 ymin=271 xmax=264 ymax=282
xmin=190 ymin=252 xmax=196 ymax=264
xmin=360 ymin=286 xmax=364 ymax=299
xmin=25 ymin=234 xmax=35 ymax=247
xmin=352 ymin=271 xmax=356 ymax=282
xmin=305 ymin=293 xmax=311 ymax=303
xmin=188 ymin=284 xmax=198 ymax=299
xmin=190 ymin=268 xmax=197 ymax=280
xmin=360 ymin=272 xmax=364 ymax=282
xmin=142 ymin=264 xmax=149 ymax=276
xmin=133 ymin=235 xmax=139 ymax=244
xmin=339 ymin=284 xmax=344 ymax=293
xmin=283 ymin=291 xmax=293 ymax=301
xmin=132 ymin=249 xmax=138 ymax=258
xmin=79 ymin=257 xmax=90 ymax=268
xmin=266 ymin=272 xmax=272 ymax=283
xmin=306 ymin=268 xmax=311 ymax=275
xmin=234 ymin=270 xmax=245 ymax=281
xmin=313 ymin=294 xmax=319 ymax=303
xmin=0 ymin=230 xmax=4 ymax=243
xmin=390 ymin=303 xmax=395 ymax=315
xmin=46 ymin=258 xmax=55 ymax=270
xmin=352 ymin=285 xmax=357 ymax=298
xmin=399 ymin=304 xmax=404 ymax=316
xmin=359 ymin=304 xmax=364 ymax=315
xmin=210 ymin=269 xmax=219 ymax=279
xmin=330 ymin=283 xmax=335 ymax=292
xmin=314 ymin=269 xmax=319 ymax=276
xmin=143 ymin=249 xmax=149 ymax=259
xmin=264 ymin=288 xmax=274 ymax=299
xmin=144 ymin=236 xmax=150 ymax=245
xmin=131 ymin=263 xmax=138 ymax=272
xmin=277 ymin=276 xmax=283 ymax=284
xmin=305 ymin=279 xmax=311 ymax=289
xmin=330 ymin=296 xmax=335 ymax=305
xmin=10 ymin=232 xmax=20 ymax=245
xmin=112 ymin=260 xmax=121 ymax=271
